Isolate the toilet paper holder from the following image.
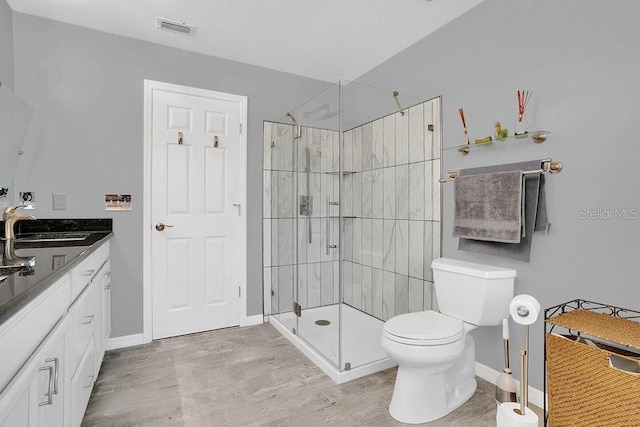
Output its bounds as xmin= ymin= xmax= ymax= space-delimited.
xmin=509 ymin=295 xmax=541 ymax=417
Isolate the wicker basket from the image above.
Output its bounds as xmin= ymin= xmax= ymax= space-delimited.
xmin=546 ymin=330 xmax=640 ymax=426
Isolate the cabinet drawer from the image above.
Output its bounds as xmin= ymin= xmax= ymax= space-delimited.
xmin=70 ymin=254 xmax=96 ymax=301
xmin=70 ymin=337 xmax=95 ymax=427
xmin=68 ymin=285 xmax=95 ymax=376
xmin=0 ymin=275 xmax=70 ymax=394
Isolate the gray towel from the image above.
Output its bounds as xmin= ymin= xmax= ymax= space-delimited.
xmin=457 ymin=160 xmax=550 ymax=263
xmin=453 ymin=170 xmax=524 ymax=243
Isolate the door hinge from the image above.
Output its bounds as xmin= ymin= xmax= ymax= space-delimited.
xmin=427 ymin=124 xmax=434 ymax=132
xmin=271 ymin=289 xmax=275 ymax=296
xmin=239 ymin=123 xmax=243 ymax=134
xmin=239 ymin=286 xmax=241 ymax=298
xmin=293 ymin=302 xmax=302 ymax=317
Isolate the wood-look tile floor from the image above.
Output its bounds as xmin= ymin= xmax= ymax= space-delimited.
xmin=83 ymin=323 xmax=542 ymax=426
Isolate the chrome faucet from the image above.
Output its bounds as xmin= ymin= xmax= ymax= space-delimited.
xmin=3 ymin=204 xmax=36 ymax=241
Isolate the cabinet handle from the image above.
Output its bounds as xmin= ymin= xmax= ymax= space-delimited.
xmin=82 ymin=314 xmax=95 ymax=325
xmin=104 ymin=271 xmax=111 ymax=290
xmin=45 ymin=357 xmax=59 ymax=395
xmin=83 ymin=375 xmax=94 ymax=389
xmin=82 ymin=269 xmax=96 ymax=277
xmin=38 ymin=365 xmax=54 ymax=406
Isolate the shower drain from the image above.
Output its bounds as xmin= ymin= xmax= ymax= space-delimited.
xmin=315 ymin=320 xmax=331 ymax=326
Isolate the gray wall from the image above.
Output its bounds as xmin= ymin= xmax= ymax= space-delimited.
xmin=0 ymin=0 xmax=13 ymax=90
xmin=356 ymin=0 xmax=640 ymax=391
xmin=12 ymin=13 xmax=330 ymax=337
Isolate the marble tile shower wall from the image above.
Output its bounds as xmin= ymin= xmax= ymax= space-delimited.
xmin=342 ymin=99 xmax=441 ymax=321
xmin=263 ymin=122 xmax=341 ymax=315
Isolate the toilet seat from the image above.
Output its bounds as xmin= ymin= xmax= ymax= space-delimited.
xmin=384 ymin=310 xmax=464 ymax=346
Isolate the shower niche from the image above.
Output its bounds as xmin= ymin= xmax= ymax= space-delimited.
xmin=263 ymin=81 xmax=442 ymax=382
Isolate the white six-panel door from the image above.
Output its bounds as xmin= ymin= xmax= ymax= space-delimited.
xmin=150 ymin=86 xmax=245 ymax=339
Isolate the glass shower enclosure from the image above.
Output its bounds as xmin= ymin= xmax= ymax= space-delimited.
xmin=263 ymin=81 xmax=442 ymax=382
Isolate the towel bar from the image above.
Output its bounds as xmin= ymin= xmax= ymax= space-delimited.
xmin=440 ymin=158 xmax=562 ymax=183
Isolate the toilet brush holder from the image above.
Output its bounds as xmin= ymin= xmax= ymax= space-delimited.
xmin=496 ymin=368 xmax=517 ymax=404
xmin=496 ymin=319 xmax=517 ymax=403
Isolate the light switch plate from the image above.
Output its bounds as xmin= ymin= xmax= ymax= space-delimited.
xmin=52 ymin=194 xmax=66 ymax=210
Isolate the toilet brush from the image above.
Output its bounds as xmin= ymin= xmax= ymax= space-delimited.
xmin=495 ymin=318 xmax=518 ymax=404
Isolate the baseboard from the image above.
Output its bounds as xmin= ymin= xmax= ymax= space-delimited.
xmin=106 ymin=333 xmax=145 ymax=351
xmin=240 ymin=314 xmax=265 ymax=327
xmin=475 ymin=362 xmax=545 ymax=410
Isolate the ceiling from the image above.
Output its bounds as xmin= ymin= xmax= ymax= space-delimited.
xmin=7 ymin=0 xmax=484 ymax=82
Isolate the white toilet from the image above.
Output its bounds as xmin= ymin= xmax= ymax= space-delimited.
xmin=381 ymin=258 xmax=516 ymax=424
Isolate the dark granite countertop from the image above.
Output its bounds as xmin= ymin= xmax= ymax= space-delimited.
xmin=0 ymin=219 xmax=113 ymax=328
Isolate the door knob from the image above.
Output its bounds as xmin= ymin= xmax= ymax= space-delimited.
xmin=155 ymin=223 xmax=174 ymax=231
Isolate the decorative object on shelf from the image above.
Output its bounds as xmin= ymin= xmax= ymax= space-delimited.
xmin=531 ymin=131 xmax=547 ymax=143
xmin=393 ymin=91 xmax=405 ymax=116
xmin=474 ymin=136 xmax=493 ymax=144
xmin=515 ymin=90 xmax=532 ymax=139
xmin=494 ymin=121 xmax=509 ymax=140
xmin=458 ymin=108 xmax=470 ymax=146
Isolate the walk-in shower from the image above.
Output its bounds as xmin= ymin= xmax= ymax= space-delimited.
xmin=263 ymin=81 xmax=442 ymax=383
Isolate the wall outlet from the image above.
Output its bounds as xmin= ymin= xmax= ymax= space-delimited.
xmin=52 ymin=254 xmax=66 ymax=270
xmin=52 ymin=194 xmax=66 ymax=210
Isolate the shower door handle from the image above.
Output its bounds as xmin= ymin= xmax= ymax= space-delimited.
xmin=326 ymin=198 xmax=338 ymax=255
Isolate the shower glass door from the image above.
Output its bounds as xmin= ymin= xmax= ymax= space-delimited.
xmin=292 ymin=83 xmax=342 ymax=368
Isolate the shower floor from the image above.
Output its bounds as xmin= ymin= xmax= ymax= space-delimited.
xmin=272 ymin=303 xmax=393 ymax=381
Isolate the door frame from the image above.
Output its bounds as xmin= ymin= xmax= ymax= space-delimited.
xmin=142 ymin=79 xmax=249 ymax=344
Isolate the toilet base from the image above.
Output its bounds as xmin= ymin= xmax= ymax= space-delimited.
xmin=388 ymin=335 xmax=477 ymax=424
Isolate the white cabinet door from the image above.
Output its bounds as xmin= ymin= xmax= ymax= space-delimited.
xmin=35 ymin=333 xmax=65 ymax=427
xmin=69 ymin=338 xmax=94 ymax=427
xmin=93 ymin=259 xmax=111 ymax=372
xmin=0 ymin=386 xmax=34 ymax=426
xmin=0 ymin=316 xmax=67 ymax=427
xmin=101 ymin=260 xmax=111 ymax=355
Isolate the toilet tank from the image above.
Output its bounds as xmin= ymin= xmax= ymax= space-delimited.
xmin=431 ymin=258 xmax=516 ymax=326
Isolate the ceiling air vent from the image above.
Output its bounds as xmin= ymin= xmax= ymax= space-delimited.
xmin=157 ymin=18 xmax=195 ymax=36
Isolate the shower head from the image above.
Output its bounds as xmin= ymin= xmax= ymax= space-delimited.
xmin=287 ymin=113 xmax=302 ymax=139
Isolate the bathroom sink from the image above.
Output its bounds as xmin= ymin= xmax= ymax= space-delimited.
xmin=15 ymin=232 xmax=91 ymax=243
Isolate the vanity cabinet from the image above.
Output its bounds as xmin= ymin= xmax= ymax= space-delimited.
xmin=66 ymin=240 xmax=110 ymax=426
xmin=0 ymin=238 xmax=111 ymax=427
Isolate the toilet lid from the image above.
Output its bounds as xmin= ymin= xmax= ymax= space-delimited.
xmin=384 ymin=311 xmax=465 ymax=345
